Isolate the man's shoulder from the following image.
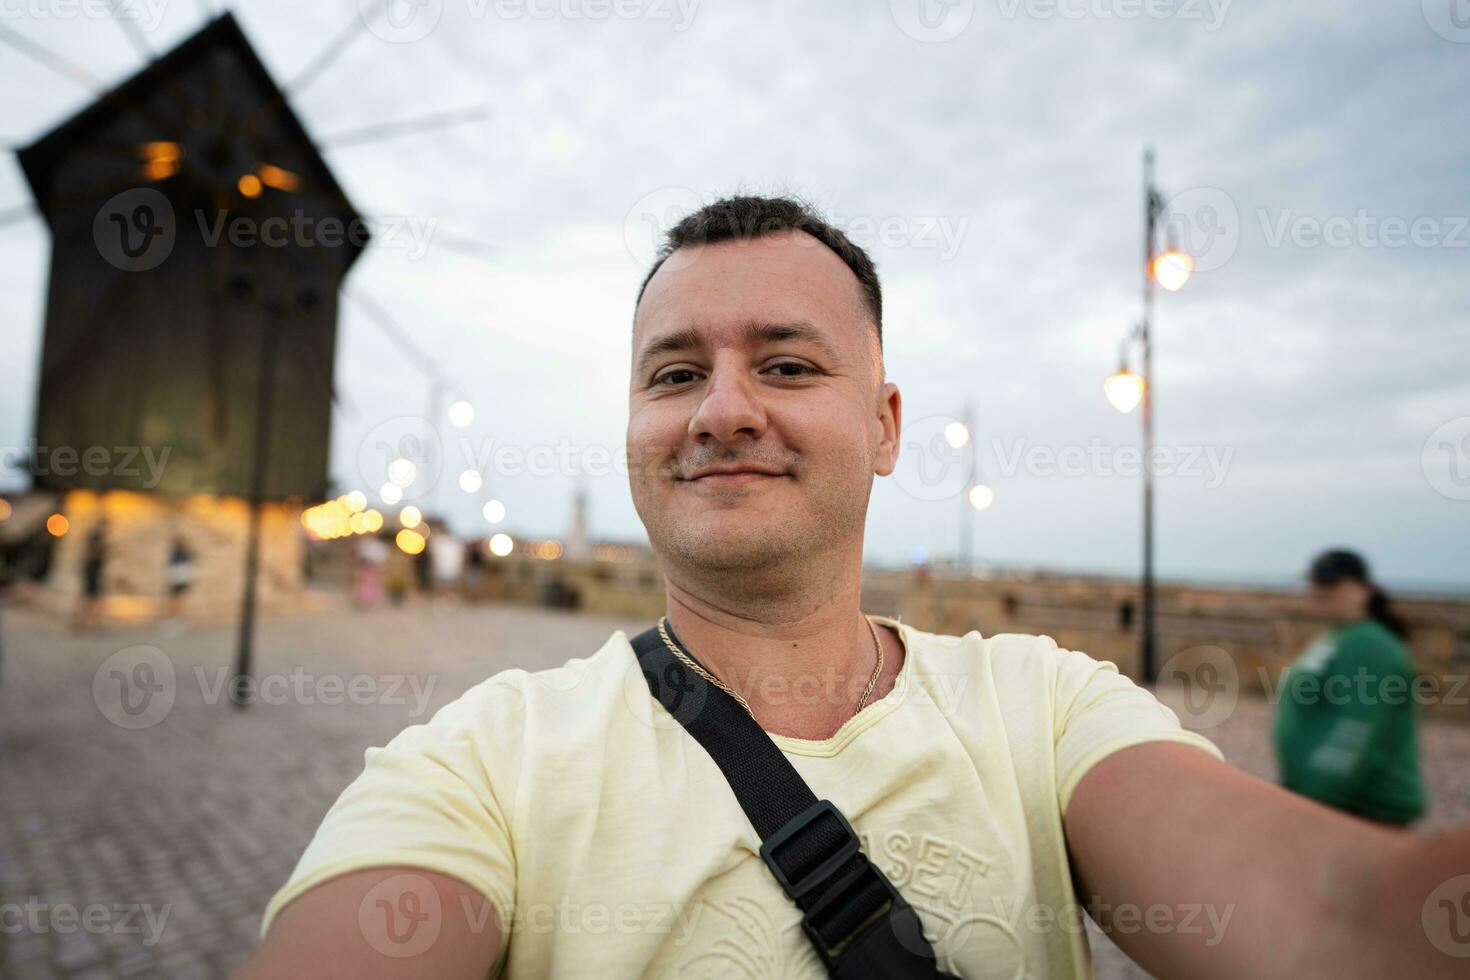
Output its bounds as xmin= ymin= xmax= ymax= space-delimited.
xmin=427 ymin=628 xmax=644 ymax=738
xmin=451 ymin=627 xmax=631 ymax=702
xmin=898 ymin=620 xmax=1077 ymax=671
xmin=892 ymin=621 xmax=1111 ymax=707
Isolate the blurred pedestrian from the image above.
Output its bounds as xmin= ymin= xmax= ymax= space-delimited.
xmin=463 ymin=541 xmax=486 ymax=600
xmin=72 ymin=517 xmax=107 ymax=631
xmin=1274 ymin=549 xmax=1425 ymax=825
xmin=384 ymin=564 xmax=409 ymax=606
xmin=430 ymin=528 xmax=464 ymax=601
xmin=412 ymin=524 xmax=433 ymax=596
xmin=165 ymin=535 xmax=194 ymax=624
xmin=353 ymin=534 xmax=387 ymax=608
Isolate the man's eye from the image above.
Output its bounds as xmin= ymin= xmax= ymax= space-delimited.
xmin=654 ymin=369 xmax=701 ymax=386
xmin=766 ymin=362 xmax=814 ymax=378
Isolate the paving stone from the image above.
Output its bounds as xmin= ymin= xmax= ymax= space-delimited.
xmin=52 ymin=933 xmax=101 ymax=971
xmin=3 ymin=601 xmax=1467 ymax=980
xmin=3 ymin=930 xmax=52 ymax=969
xmin=68 ymin=967 xmax=117 ymax=980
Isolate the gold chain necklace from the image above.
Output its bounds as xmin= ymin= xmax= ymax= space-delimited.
xmin=655 ymin=615 xmax=886 ymax=720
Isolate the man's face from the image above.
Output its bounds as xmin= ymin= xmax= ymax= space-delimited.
xmin=627 ymin=230 xmax=900 ymax=575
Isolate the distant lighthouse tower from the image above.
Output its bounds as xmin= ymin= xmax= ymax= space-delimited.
xmin=566 ymin=482 xmax=592 ymax=560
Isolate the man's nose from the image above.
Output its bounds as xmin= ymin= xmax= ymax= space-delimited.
xmin=688 ymin=366 xmax=767 ymax=444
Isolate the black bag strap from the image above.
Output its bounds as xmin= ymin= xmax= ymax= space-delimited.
xmin=631 ymin=621 xmax=957 ymax=979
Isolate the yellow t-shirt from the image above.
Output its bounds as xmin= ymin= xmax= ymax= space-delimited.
xmin=261 ymin=616 xmax=1222 ymax=978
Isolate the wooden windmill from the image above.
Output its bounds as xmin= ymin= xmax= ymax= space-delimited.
xmin=2 ymin=6 xmax=491 ymax=693
xmin=17 ymin=12 xmax=365 ymax=501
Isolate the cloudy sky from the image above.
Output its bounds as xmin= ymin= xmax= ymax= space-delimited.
xmin=2 ymin=0 xmax=1467 ymax=592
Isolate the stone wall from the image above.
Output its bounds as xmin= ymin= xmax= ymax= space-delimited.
xmin=38 ymin=489 xmax=307 ymax=622
xmin=469 ymin=554 xmax=1470 ymax=721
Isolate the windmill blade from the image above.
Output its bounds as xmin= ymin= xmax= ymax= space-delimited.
xmin=342 ymin=287 xmax=452 ymax=387
xmin=221 ymin=175 xmax=498 ymax=268
xmin=352 ymin=218 xmax=497 ymax=266
xmin=0 ymin=203 xmax=39 ymax=230
xmin=234 ymin=0 xmax=389 ymax=150
xmin=311 ymin=105 xmax=493 ymax=151
xmin=287 ymin=0 xmax=386 ymax=96
xmin=417 ymin=227 xmax=497 ymax=259
xmin=2 ymin=23 xmax=199 ymax=145
xmin=108 ymin=0 xmax=154 ymax=61
xmin=0 ymin=21 xmax=106 ymax=92
xmin=329 ymin=387 xmax=357 ymax=421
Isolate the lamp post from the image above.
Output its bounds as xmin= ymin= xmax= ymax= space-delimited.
xmin=944 ymin=404 xmax=994 ymax=575
xmin=1106 ymin=148 xmax=1192 ymax=685
xmin=231 ymin=297 xmax=284 ymax=709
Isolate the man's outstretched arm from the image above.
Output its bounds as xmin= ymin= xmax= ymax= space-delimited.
xmin=1065 ymin=741 xmax=1469 ymax=979
xmin=235 ymin=868 xmax=503 ymax=979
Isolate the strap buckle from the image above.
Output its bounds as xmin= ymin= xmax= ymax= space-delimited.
xmin=758 ymin=799 xmax=861 ymax=900
xmin=802 ymin=861 xmax=903 ymax=965
xmin=761 ymin=800 xmax=916 ymax=967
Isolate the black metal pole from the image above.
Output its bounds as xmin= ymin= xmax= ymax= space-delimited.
xmin=959 ymin=402 xmax=974 ymax=574
xmin=231 ymin=301 xmax=282 ymax=708
xmin=425 ymin=378 xmax=443 ymax=522
xmin=1141 ymin=148 xmax=1158 ymax=685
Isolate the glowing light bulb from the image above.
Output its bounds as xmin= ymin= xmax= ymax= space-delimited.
xmin=1152 ymin=249 xmax=1193 ymax=292
xmin=387 ymin=458 xmax=416 ymax=488
xmin=1104 ymin=370 xmax=1145 ymax=414
xmin=448 ymin=400 xmax=475 ymax=428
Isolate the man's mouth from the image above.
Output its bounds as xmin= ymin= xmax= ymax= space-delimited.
xmin=679 ymin=464 xmax=790 ymax=487
xmin=687 ymin=471 xmax=784 ymax=487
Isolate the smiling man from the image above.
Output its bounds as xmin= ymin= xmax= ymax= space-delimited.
xmin=242 ymin=195 xmax=1470 ymax=979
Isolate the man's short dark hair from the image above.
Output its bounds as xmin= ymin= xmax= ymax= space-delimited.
xmin=635 ymin=194 xmax=882 ymax=344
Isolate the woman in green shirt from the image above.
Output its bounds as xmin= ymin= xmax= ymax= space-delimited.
xmin=1274 ymin=549 xmax=1426 ymax=825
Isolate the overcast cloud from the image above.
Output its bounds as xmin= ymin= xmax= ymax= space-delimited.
xmin=2 ymin=0 xmax=1467 ymax=591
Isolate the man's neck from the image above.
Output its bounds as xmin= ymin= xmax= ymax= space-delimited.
xmin=660 ymin=566 xmax=904 ymax=740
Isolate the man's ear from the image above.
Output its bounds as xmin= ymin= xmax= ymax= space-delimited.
xmin=874 ymin=381 xmax=902 ymax=477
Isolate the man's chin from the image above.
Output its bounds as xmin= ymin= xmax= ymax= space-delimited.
xmin=661 ymin=521 xmax=801 ymax=573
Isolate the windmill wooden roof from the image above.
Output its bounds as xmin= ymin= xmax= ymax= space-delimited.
xmin=18 ymin=10 xmax=367 ymax=267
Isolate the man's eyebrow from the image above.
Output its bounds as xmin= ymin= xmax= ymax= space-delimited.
xmin=634 ymin=327 xmax=702 ymax=378
xmin=742 ymin=320 xmax=842 ymax=362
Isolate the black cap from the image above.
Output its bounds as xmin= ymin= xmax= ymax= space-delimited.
xmin=1308 ymin=549 xmax=1371 ymax=586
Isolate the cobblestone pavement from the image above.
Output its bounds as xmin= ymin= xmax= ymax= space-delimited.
xmin=2 ymin=599 xmax=1466 ymax=979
